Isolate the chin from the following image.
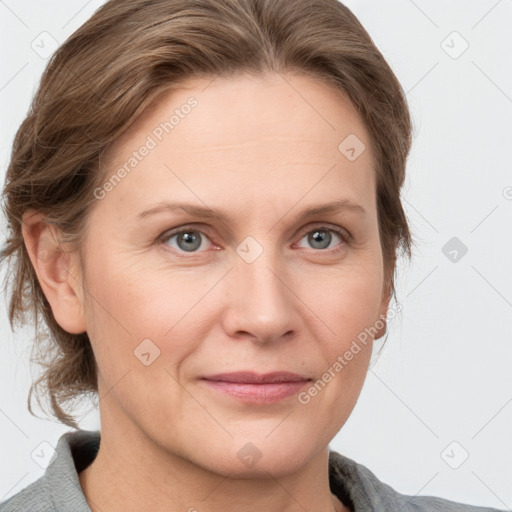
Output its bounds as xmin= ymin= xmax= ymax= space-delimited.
xmin=197 ymin=437 xmax=318 ymax=479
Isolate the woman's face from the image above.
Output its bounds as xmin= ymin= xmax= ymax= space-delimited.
xmin=77 ymin=72 xmax=389 ymax=475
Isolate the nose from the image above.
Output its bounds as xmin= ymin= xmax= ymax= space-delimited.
xmin=221 ymin=243 xmax=296 ymax=344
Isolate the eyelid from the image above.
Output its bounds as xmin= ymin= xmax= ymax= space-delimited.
xmin=295 ymin=222 xmax=352 ymax=243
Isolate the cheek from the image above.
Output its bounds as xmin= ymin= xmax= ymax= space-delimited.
xmin=297 ymin=261 xmax=382 ymax=400
xmin=301 ymin=258 xmax=383 ymax=342
xmin=82 ymin=250 xmax=212 ymax=368
xmin=298 ymin=275 xmax=378 ymax=433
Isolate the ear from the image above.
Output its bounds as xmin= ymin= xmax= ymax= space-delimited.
xmin=374 ymin=281 xmax=391 ymax=340
xmin=22 ymin=209 xmax=87 ymax=334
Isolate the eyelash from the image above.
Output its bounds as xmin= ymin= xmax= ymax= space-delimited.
xmin=157 ymin=223 xmax=352 ymax=258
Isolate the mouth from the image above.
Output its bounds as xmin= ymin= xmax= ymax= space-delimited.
xmin=199 ymin=371 xmax=312 ymax=404
xmin=200 ymin=371 xmax=311 ymax=383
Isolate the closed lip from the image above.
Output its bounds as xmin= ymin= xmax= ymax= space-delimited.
xmin=200 ymin=371 xmax=311 ymax=384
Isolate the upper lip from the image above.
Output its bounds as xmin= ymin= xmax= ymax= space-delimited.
xmin=200 ymin=371 xmax=311 ymax=384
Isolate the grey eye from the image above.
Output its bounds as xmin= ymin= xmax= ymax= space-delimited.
xmin=166 ymin=230 xmax=206 ymax=252
xmin=307 ymin=229 xmax=333 ymax=250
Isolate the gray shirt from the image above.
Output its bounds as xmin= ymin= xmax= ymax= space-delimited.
xmin=0 ymin=429 xmax=505 ymax=511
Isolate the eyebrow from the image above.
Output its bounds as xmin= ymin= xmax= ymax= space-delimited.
xmin=136 ymin=199 xmax=367 ymax=223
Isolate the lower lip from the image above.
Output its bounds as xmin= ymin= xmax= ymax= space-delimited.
xmin=201 ymin=379 xmax=310 ymax=404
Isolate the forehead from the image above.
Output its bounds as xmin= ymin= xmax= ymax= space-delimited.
xmin=111 ymin=71 xmax=371 ymax=155
xmin=97 ymin=72 xmax=376 ymax=222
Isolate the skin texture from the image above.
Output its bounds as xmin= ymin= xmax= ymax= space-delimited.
xmin=22 ymin=72 xmax=390 ymax=512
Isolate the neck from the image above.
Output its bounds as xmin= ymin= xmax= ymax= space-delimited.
xmin=78 ymin=414 xmax=349 ymax=512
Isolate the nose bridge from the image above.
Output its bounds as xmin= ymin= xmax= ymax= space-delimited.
xmin=226 ymin=234 xmax=294 ymax=340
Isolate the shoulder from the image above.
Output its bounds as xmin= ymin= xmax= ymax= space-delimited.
xmin=0 ymin=475 xmax=53 ymax=511
xmin=328 ymin=450 xmax=505 ymax=512
xmin=0 ymin=429 xmax=99 ymax=512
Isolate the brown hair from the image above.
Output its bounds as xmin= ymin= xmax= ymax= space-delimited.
xmin=1 ymin=0 xmax=414 ymax=429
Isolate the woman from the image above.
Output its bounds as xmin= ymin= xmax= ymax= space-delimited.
xmin=0 ymin=0 xmax=505 ymax=510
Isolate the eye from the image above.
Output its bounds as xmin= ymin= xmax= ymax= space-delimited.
xmin=295 ymin=226 xmax=349 ymax=254
xmin=158 ymin=224 xmax=350 ymax=257
xmin=161 ymin=227 xmax=213 ymax=254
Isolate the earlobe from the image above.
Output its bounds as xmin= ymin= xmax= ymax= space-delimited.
xmin=22 ymin=210 xmax=87 ymax=334
xmin=374 ymin=318 xmax=387 ymax=340
xmin=374 ymin=285 xmax=391 ymax=340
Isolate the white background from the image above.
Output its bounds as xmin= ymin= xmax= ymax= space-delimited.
xmin=1 ymin=0 xmax=511 ymax=509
